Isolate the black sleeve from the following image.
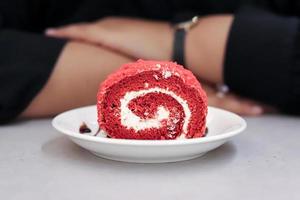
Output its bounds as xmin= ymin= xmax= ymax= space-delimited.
xmin=0 ymin=30 xmax=66 ymax=123
xmin=0 ymin=0 xmax=68 ymax=123
xmin=224 ymin=6 xmax=300 ymax=114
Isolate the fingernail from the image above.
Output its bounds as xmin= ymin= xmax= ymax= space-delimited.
xmin=45 ymin=28 xmax=57 ymax=35
xmin=251 ymin=106 xmax=263 ymax=115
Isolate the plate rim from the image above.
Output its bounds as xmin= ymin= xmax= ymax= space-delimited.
xmin=52 ymin=105 xmax=247 ymax=146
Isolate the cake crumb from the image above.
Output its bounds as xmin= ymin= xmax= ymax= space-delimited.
xmin=162 ymin=71 xmax=172 ymax=79
xmin=79 ymin=122 xmax=91 ymax=134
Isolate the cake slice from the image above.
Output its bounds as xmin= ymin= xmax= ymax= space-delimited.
xmin=97 ymin=60 xmax=207 ymax=140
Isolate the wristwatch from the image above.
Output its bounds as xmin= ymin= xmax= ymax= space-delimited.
xmin=172 ymin=16 xmax=199 ymax=67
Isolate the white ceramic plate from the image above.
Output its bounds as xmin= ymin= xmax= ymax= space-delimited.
xmin=52 ymin=105 xmax=246 ymax=163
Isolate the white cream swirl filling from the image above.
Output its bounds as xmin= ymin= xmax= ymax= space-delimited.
xmin=120 ymin=87 xmax=191 ymax=134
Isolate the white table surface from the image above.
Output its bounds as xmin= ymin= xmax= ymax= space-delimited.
xmin=0 ymin=115 xmax=299 ymax=200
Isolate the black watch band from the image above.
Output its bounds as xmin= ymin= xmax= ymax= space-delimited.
xmin=172 ymin=28 xmax=186 ymax=66
xmin=172 ymin=16 xmax=199 ymax=68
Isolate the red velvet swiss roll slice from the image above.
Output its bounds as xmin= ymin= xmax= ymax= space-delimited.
xmin=97 ymin=60 xmax=207 ymax=140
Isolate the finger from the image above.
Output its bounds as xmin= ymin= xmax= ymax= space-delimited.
xmin=200 ymin=83 xmax=216 ymax=95
xmin=260 ymin=104 xmax=278 ymax=113
xmin=233 ymin=96 xmax=278 ymax=114
xmin=209 ymin=93 xmax=264 ymax=116
xmin=45 ymin=24 xmax=101 ymax=43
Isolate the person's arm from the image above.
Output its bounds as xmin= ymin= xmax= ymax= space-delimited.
xmin=21 ymin=41 xmax=132 ymax=118
xmin=45 ymin=17 xmax=267 ymax=115
xmin=44 ymin=16 xmax=231 ymax=84
xmin=173 ymin=7 xmax=300 ymax=114
xmin=47 ymin=7 xmax=300 ymax=114
xmin=185 ymin=7 xmax=300 ymax=114
xmin=185 ymin=15 xmax=233 ymax=84
xmin=224 ymin=6 xmax=300 ymax=114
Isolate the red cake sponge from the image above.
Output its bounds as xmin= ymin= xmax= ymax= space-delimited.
xmin=97 ymin=60 xmax=207 ymax=140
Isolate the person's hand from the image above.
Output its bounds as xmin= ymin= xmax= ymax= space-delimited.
xmin=46 ymin=17 xmax=173 ymax=61
xmin=201 ymin=83 xmax=265 ymax=116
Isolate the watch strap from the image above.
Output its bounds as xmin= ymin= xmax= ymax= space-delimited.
xmin=172 ymin=28 xmax=186 ymax=67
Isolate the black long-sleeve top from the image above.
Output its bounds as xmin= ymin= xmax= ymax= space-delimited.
xmin=0 ymin=0 xmax=299 ymax=123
